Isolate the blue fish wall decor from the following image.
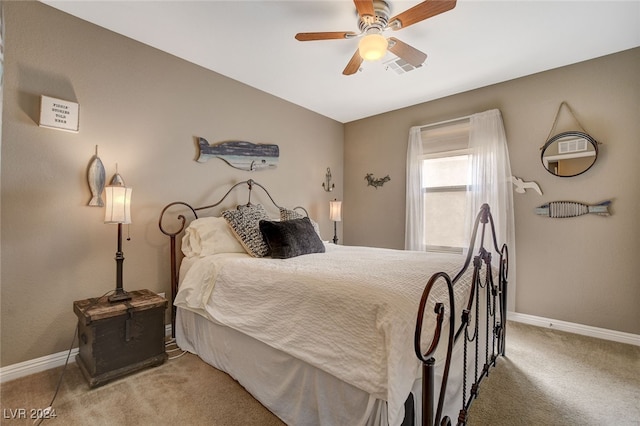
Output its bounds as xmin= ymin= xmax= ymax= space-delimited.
xmin=197 ymin=137 xmax=279 ymax=171
xmin=535 ymin=200 xmax=611 ymax=218
xmin=87 ymin=149 xmax=105 ymax=207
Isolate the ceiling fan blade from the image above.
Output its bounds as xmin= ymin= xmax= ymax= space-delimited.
xmin=389 ymin=0 xmax=457 ymax=30
xmin=354 ymin=0 xmax=375 ymax=18
xmin=343 ymin=49 xmax=363 ymax=75
xmin=295 ymin=31 xmax=357 ymax=41
xmin=388 ymin=37 xmax=427 ymax=67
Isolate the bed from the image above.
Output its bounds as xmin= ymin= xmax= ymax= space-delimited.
xmin=158 ymin=179 xmax=508 ymax=426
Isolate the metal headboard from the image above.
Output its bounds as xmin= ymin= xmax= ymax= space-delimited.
xmin=158 ymin=179 xmax=293 ymax=336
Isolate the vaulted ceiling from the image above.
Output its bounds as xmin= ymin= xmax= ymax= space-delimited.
xmin=42 ymin=1 xmax=640 ymax=123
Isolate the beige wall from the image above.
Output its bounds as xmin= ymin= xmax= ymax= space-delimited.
xmin=2 ymin=2 xmax=638 ymax=368
xmin=344 ymin=48 xmax=640 ymax=335
xmin=1 ymin=2 xmax=343 ymax=366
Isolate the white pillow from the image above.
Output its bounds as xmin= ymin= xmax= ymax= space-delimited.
xmin=181 ymin=216 xmax=246 ymax=257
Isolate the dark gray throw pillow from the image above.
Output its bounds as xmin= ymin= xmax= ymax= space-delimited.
xmin=259 ymin=217 xmax=325 ymax=259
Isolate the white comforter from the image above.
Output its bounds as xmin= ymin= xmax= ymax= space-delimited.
xmin=174 ymin=243 xmax=473 ymax=426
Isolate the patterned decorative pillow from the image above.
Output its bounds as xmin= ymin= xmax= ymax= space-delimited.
xmin=279 ymin=207 xmax=321 ymax=237
xmin=222 ymin=204 xmax=271 ymax=257
xmin=279 ymin=207 xmax=304 ymax=221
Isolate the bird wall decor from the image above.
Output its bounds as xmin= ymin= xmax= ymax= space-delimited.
xmin=510 ymin=176 xmax=542 ymax=195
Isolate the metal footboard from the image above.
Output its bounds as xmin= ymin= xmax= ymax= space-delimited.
xmin=415 ymin=203 xmax=509 ymax=426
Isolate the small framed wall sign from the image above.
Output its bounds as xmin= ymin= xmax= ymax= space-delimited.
xmin=39 ymin=95 xmax=79 ymax=132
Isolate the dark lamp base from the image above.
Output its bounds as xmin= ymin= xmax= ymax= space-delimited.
xmin=108 ymin=291 xmax=132 ymax=303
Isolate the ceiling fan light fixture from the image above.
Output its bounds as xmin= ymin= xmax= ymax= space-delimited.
xmin=358 ymin=33 xmax=388 ymax=61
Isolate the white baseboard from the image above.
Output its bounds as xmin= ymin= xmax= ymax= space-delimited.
xmin=508 ymin=311 xmax=640 ymax=347
xmin=2 ymin=317 xmax=637 ymax=384
xmin=0 ymin=324 xmax=174 ymax=384
xmin=0 ymin=348 xmax=79 ymax=384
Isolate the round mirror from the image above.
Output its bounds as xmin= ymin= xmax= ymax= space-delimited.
xmin=541 ymin=131 xmax=598 ymax=177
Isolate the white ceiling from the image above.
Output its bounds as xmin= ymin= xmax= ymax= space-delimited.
xmin=42 ymin=0 xmax=640 ymax=123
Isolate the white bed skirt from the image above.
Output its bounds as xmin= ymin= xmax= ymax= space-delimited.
xmin=176 ymin=308 xmax=471 ymax=426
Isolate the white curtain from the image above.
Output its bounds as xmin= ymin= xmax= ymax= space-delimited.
xmin=405 ymin=126 xmax=424 ymax=251
xmin=405 ymin=109 xmax=516 ymax=283
xmin=464 ymin=110 xmax=515 ymax=266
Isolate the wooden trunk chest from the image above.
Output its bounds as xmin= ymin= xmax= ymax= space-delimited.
xmin=73 ymin=289 xmax=168 ymax=388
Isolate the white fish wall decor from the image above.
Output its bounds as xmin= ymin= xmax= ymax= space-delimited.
xmin=87 ymin=147 xmax=106 ymax=207
xmin=535 ymin=200 xmax=611 ymax=218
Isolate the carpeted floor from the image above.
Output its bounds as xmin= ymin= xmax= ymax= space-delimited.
xmin=466 ymin=322 xmax=640 ymax=426
xmin=1 ymin=321 xmax=638 ymax=425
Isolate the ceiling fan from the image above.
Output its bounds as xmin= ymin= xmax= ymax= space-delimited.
xmin=295 ymin=0 xmax=457 ymax=75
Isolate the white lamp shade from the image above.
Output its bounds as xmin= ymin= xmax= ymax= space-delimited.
xmin=329 ymin=200 xmax=342 ymax=222
xmin=358 ymin=33 xmax=388 ymax=61
xmin=104 ymin=185 xmax=132 ymax=224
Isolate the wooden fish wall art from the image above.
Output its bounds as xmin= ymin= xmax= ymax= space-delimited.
xmin=87 ymin=146 xmax=105 ymax=207
xmin=197 ymin=137 xmax=279 ymax=171
xmin=535 ymin=200 xmax=611 ymax=218
xmin=365 ymin=173 xmax=390 ymax=189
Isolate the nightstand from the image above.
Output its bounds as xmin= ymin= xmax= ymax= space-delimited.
xmin=73 ymin=289 xmax=168 ymax=388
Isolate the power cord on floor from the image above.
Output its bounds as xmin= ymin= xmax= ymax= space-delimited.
xmin=165 ymin=336 xmax=187 ymax=360
xmin=32 ymin=323 xmax=78 ymax=426
xmin=34 ymin=291 xmax=187 ymax=424
xmin=33 ymin=290 xmax=114 ymax=425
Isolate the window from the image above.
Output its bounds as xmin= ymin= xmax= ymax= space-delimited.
xmin=422 ymin=151 xmax=470 ymax=253
xmin=406 ymin=110 xmax=515 ymax=303
xmin=420 ymin=121 xmax=470 ymax=253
